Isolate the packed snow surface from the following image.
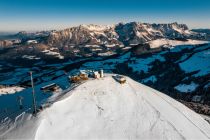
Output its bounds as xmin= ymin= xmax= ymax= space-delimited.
xmin=34 ymin=76 xmax=210 ymax=140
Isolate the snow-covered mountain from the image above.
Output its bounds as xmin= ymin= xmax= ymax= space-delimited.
xmin=47 ymin=22 xmax=205 ymax=47
xmin=2 ymin=76 xmax=210 ymax=139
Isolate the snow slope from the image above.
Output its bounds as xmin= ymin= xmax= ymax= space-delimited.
xmin=32 ymin=76 xmax=210 ymax=140
xmin=148 ymin=39 xmax=209 ymax=48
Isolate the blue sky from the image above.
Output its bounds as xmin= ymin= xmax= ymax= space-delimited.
xmin=0 ymin=0 xmax=210 ymax=31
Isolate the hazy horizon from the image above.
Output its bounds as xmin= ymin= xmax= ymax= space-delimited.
xmin=1 ymin=0 xmax=210 ymax=32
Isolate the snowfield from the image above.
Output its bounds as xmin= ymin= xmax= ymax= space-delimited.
xmin=0 ymin=86 xmax=25 ymax=95
xmin=2 ymin=76 xmax=210 ymax=140
xmin=148 ymin=39 xmax=209 ymax=48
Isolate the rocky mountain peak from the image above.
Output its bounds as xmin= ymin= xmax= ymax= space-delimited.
xmin=44 ymin=21 xmax=206 ymax=47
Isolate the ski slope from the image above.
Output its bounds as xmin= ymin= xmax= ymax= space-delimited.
xmin=3 ymin=75 xmax=210 ymax=140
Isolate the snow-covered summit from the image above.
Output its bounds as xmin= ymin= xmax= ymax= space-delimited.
xmin=3 ymin=76 xmax=204 ymax=140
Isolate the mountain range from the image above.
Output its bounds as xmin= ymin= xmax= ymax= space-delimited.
xmin=46 ymin=22 xmax=206 ymax=47
xmin=0 ymin=22 xmax=208 ymax=60
xmin=0 ymin=22 xmax=207 ymax=48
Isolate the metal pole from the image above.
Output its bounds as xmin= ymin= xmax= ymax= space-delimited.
xmin=30 ymin=71 xmax=37 ymax=115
